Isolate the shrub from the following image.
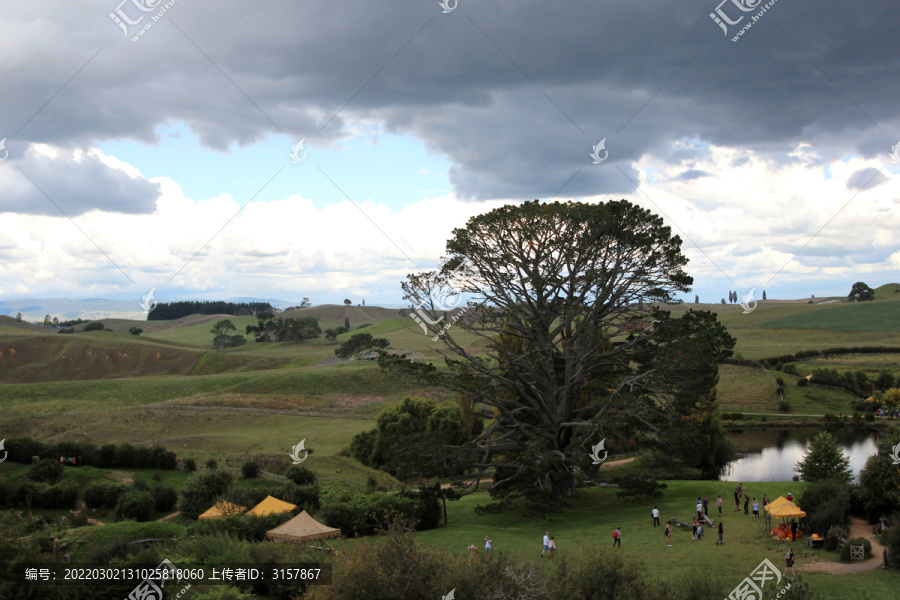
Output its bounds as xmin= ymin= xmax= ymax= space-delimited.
xmin=801 ymin=479 xmax=851 ymax=535
xmin=184 ymin=458 xmax=197 ymax=471
xmin=26 ymin=459 xmax=64 ymax=485
xmin=241 ymin=461 xmax=260 ymax=478
xmin=22 ymin=481 xmax=78 ymax=509
xmin=613 ymin=476 xmax=668 ymax=501
xmin=206 ymin=459 xmax=218 ymax=470
xmin=115 ymin=489 xmax=156 ymax=522
xmin=179 ymin=470 xmax=234 ymax=520
xmin=189 ymin=513 xmax=291 ymax=542
xmin=778 ymin=399 xmax=791 ymax=413
xmin=152 ymin=485 xmax=178 ymax=513
xmin=825 ymin=524 xmax=847 ymax=551
xmin=839 ymin=536 xmax=872 ymax=561
xmin=285 ymin=464 xmax=317 ymax=486
xmin=776 ymin=376 xmax=785 ymax=386
xmin=798 ymin=378 xmax=809 ymax=387
xmin=133 ymin=479 xmax=150 ymax=492
xmin=84 ymin=481 xmax=127 ymax=510
xmin=83 ymin=321 xmax=105 ymax=331
xmin=89 ymin=537 xmax=134 ymax=564
xmin=782 ymin=363 xmax=799 ymax=376
xmin=276 ymin=482 xmax=321 ymax=513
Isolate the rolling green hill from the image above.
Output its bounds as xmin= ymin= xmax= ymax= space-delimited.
xmin=762 ymin=299 xmax=900 ymax=331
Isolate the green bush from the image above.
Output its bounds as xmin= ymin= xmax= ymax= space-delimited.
xmin=179 ymin=470 xmax=234 ymax=520
xmin=83 ymin=321 xmax=105 ymax=331
xmin=276 ymin=482 xmax=321 ymax=513
xmin=778 ymin=399 xmax=791 ymax=413
xmin=184 ymin=458 xmax=197 ymax=471
xmin=22 ymin=480 xmax=78 ymax=509
xmin=839 ymin=536 xmax=872 ymax=561
xmin=782 ymin=363 xmax=799 ymax=376
xmin=285 ymin=464 xmax=317 ymax=486
xmin=798 ymin=378 xmax=809 ymax=387
xmin=26 ymin=459 xmax=64 ymax=484
xmin=153 ymin=485 xmax=178 ymax=512
xmin=115 ymin=489 xmax=156 ymax=522
xmin=189 ymin=513 xmax=291 ymax=542
xmin=83 ymin=481 xmax=127 ymax=510
xmin=801 ymin=479 xmax=851 ymax=535
xmin=241 ymin=461 xmax=260 ymax=478
xmin=206 ymin=459 xmax=218 ymax=470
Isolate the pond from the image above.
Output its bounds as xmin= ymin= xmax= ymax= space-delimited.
xmin=719 ymin=427 xmax=881 ymax=482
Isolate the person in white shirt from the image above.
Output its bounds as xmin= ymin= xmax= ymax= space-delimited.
xmin=652 ymin=506 xmax=660 ymax=527
xmin=548 ymin=536 xmax=557 ymax=558
xmin=541 ymin=531 xmax=550 ymax=557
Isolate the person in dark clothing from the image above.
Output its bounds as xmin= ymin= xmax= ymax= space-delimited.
xmin=703 ymin=496 xmax=709 ymax=516
xmin=734 ymin=488 xmax=740 ymax=511
xmin=790 ymin=519 xmax=798 ymax=541
xmin=716 ymin=521 xmax=724 ymax=545
xmin=744 ymin=494 xmax=750 ymax=514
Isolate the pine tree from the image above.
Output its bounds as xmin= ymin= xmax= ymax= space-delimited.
xmin=795 ymin=432 xmax=853 ymax=483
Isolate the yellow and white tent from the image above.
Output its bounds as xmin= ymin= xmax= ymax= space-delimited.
xmin=245 ymin=495 xmax=297 ymax=517
xmin=766 ymin=497 xmax=806 ymax=518
xmin=198 ymin=501 xmax=247 ymax=520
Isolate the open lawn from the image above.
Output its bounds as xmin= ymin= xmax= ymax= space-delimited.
xmin=413 ymin=481 xmax=900 ymax=599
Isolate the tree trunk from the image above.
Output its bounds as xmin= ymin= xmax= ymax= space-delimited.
xmin=551 ymin=469 xmax=577 ymax=499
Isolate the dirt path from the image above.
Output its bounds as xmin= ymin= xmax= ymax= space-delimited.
xmin=801 ymin=517 xmax=886 ymax=574
xmin=156 ymin=512 xmax=180 ymax=522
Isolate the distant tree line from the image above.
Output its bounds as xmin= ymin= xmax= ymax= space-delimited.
xmin=723 ymin=346 xmax=900 ymax=368
xmin=2 ymin=437 xmax=177 ymax=470
xmin=148 ymin=300 xmax=274 ymax=321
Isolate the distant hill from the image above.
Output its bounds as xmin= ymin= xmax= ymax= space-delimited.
xmin=873 ymin=283 xmax=900 ymax=301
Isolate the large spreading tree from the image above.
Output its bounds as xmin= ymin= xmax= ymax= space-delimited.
xmin=381 ymin=200 xmax=734 ymax=507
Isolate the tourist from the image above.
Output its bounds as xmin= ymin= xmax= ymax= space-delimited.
xmin=542 ymin=531 xmax=550 ymax=557
xmin=652 ymin=506 xmax=660 ymax=527
xmin=613 ymin=527 xmax=622 ymax=548
xmin=692 ymin=518 xmax=698 ymax=540
xmin=665 ymin=522 xmax=672 ymax=547
xmin=716 ymin=521 xmax=724 ymax=545
xmin=744 ymin=494 xmax=750 ymax=515
xmin=762 ymin=494 xmax=769 ymax=510
xmin=717 ymin=495 xmax=723 ymax=516
xmin=697 ymin=497 xmax=704 ymax=521
xmin=786 ymin=491 xmax=793 ymax=502
xmin=734 ymin=487 xmax=741 ymax=511
xmin=752 ymin=498 xmax=760 ymax=520
xmin=703 ymin=496 xmax=709 ymax=516
xmin=697 ymin=523 xmax=703 ymax=541
xmin=784 ymin=547 xmax=796 ymax=576
xmin=468 ymin=544 xmax=478 ymax=562
xmin=485 ymin=536 xmax=492 ymax=556
xmin=548 ymin=536 xmax=556 ymax=558
xmin=790 ymin=518 xmax=798 ymax=541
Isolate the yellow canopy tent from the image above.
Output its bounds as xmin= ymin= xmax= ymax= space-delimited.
xmin=199 ymin=501 xmax=247 ymax=520
xmin=265 ymin=510 xmax=341 ymax=543
xmin=764 ymin=496 xmax=788 ymax=514
xmin=246 ymin=495 xmax=297 ymax=517
xmin=767 ymin=498 xmax=806 ymax=518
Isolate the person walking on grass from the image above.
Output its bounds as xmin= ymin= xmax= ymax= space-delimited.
xmin=752 ymin=498 xmax=760 ymax=520
xmin=692 ymin=518 xmax=698 ymax=540
xmin=613 ymin=527 xmax=621 ymax=548
xmin=541 ymin=531 xmax=550 ymax=557
xmin=652 ymin=506 xmax=660 ymax=527
xmin=784 ymin=548 xmax=796 ymax=576
xmin=716 ymin=521 xmax=724 ymax=544
xmin=703 ymin=496 xmax=709 ymax=516
xmin=665 ymin=523 xmax=672 ymax=547
xmin=697 ymin=497 xmax=704 ymax=521
xmin=717 ymin=495 xmax=723 ymax=516
xmin=697 ymin=523 xmax=703 ymax=541
xmin=734 ymin=487 xmax=741 ymax=511
xmin=548 ymin=536 xmax=556 ymax=558
xmin=744 ymin=494 xmax=750 ymax=515
xmin=484 ymin=536 xmax=492 ymax=557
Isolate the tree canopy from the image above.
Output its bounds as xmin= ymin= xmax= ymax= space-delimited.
xmin=848 ymin=282 xmax=875 ymax=302
xmin=382 ymin=200 xmax=734 ymax=507
xmin=335 ymin=333 xmax=390 ymax=358
xmin=795 ymin=431 xmax=853 ymax=483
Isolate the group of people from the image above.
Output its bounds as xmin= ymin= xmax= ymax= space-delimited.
xmin=875 ymin=408 xmax=899 ymax=417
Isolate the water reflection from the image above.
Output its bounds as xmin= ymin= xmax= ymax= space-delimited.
xmin=720 ymin=427 xmax=878 ymax=482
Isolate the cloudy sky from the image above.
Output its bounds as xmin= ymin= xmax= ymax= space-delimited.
xmin=1 ymin=0 xmax=899 ymax=313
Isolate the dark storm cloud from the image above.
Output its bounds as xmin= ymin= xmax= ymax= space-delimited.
xmin=1 ymin=0 xmax=899 ymax=208
xmin=0 ymin=149 xmax=160 ymax=216
xmin=846 ymin=167 xmax=890 ymax=191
